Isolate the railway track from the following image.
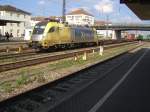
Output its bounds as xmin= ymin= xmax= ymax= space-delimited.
xmin=0 ymin=42 xmax=143 ymax=112
xmin=0 ymin=41 xmax=135 ymax=61
xmin=0 ymin=42 xmax=29 ymax=53
xmin=0 ymin=40 xmax=132 ymax=54
xmin=0 ymin=41 xmax=138 ymax=73
xmin=0 ymin=49 xmax=37 ymax=60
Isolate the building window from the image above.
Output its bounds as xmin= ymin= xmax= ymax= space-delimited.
xmin=10 ymin=23 xmax=13 ymax=26
xmin=10 ymin=29 xmax=13 ymax=33
xmin=67 ymin=16 xmax=74 ymax=20
xmin=67 ymin=16 xmax=72 ymax=19
xmin=75 ymin=16 xmax=81 ymax=19
xmin=10 ymin=12 xmax=13 ymax=16
xmin=17 ymin=13 xmax=20 ymax=17
xmin=17 ymin=29 xmax=20 ymax=37
xmin=24 ymin=22 xmax=26 ymax=27
xmin=75 ymin=16 xmax=81 ymax=21
xmin=24 ymin=15 xmax=26 ymax=18
xmin=17 ymin=23 xmax=20 ymax=27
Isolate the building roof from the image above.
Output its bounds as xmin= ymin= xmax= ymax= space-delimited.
xmin=67 ymin=8 xmax=93 ymax=17
xmin=31 ymin=16 xmax=46 ymax=21
xmin=31 ymin=16 xmax=62 ymax=23
xmin=49 ymin=16 xmax=62 ymax=20
xmin=0 ymin=5 xmax=31 ymax=15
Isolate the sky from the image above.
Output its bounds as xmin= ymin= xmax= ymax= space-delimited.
xmin=0 ymin=0 xmax=150 ymax=24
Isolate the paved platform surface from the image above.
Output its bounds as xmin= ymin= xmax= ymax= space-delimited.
xmin=93 ymin=48 xmax=150 ymax=112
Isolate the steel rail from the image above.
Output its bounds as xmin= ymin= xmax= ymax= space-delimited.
xmin=0 ymin=41 xmax=138 ymax=73
xmin=0 ymin=41 xmax=135 ymax=60
xmin=0 ymin=49 xmax=37 ymax=60
xmin=0 ymin=40 xmax=132 ymax=53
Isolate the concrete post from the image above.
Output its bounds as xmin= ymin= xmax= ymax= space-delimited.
xmin=6 ymin=46 xmax=9 ymax=53
xmin=92 ymin=49 xmax=95 ymax=54
xmin=112 ymin=30 xmax=121 ymax=39
xmin=99 ymin=46 xmax=104 ymax=56
xmin=18 ymin=45 xmax=23 ymax=53
xmin=74 ymin=54 xmax=78 ymax=61
xmin=82 ymin=52 xmax=87 ymax=60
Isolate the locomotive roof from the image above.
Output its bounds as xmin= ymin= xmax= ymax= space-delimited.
xmin=36 ymin=21 xmax=49 ymax=25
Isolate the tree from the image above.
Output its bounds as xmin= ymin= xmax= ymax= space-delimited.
xmin=137 ymin=34 xmax=143 ymax=40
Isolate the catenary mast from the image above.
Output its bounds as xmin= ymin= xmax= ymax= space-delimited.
xmin=62 ymin=0 xmax=66 ymax=22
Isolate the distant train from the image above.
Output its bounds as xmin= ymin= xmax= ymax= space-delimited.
xmin=30 ymin=20 xmax=98 ymax=49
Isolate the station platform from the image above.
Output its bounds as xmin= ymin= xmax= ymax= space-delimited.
xmin=0 ymin=36 xmax=28 ymax=46
xmin=0 ymin=37 xmax=27 ymax=44
xmin=92 ymin=48 xmax=150 ymax=112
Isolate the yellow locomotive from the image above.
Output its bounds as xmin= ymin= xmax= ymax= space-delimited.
xmin=30 ymin=20 xmax=98 ymax=49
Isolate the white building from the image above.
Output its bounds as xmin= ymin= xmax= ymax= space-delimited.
xmin=94 ymin=20 xmax=114 ymax=39
xmin=24 ymin=16 xmax=45 ymax=40
xmin=96 ymin=30 xmax=113 ymax=39
xmin=66 ymin=8 xmax=94 ymax=26
xmin=30 ymin=16 xmax=45 ymax=27
xmin=0 ymin=5 xmax=31 ymax=38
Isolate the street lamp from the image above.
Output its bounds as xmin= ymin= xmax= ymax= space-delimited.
xmin=106 ymin=14 xmax=109 ymax=39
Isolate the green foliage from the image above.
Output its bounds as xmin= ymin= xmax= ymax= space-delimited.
xmin=0 ymin=83 xmax=13 ymax=93
xmin=146 ymin=35 xmax=150 ymax=40
xmin=16 ymin=74 xmax=28 ymax=86
xmin=137 ymin=34 xmax=143 ymax=40
xmin=48 ymin=58 xmax=87 ymax=70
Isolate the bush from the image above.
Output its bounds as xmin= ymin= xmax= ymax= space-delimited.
xmin=137 ymin=35 xmax=143 ymax=40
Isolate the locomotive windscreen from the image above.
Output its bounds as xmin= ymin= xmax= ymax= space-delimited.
xmin=33 ymin=22 xmax=47 ymax=34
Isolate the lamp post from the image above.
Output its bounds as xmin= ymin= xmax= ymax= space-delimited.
xmin=106 ymin=14 xmax=109 ymax=38
xmin=101 ymin=4 xmax=110 ymax=39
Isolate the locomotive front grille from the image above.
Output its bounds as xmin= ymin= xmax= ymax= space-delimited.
xmin=31 ymin=41 xmax=42 ymax=48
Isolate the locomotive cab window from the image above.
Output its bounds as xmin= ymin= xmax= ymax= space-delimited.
xmin=49 ymin=27 xmax=55 ymax=33
xmin=32 ymin=22 xmax=47 ymax=34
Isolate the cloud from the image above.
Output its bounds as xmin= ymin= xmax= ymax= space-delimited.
xmin=38 ymin=0 xmax=45 ymax=5
xmin=94 ymin=0 xmax=113 ymax=14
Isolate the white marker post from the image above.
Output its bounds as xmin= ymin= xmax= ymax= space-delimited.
xmin=6 ymin=46 xmax=9 ymax=53
xmin=99 ymin=41 xmax=104 ymax=56
xmin=92 ymin=49 xmax=95 ymax=54
xmin=99 ymin=46 xmax=104 ymax=56
xmin=82 ymin=52 xmax=87 ymax=60
xmin=18 ymin=45 xmax=23 ymax=53
xmin=74 ymin=54 xmax=78 ymax=61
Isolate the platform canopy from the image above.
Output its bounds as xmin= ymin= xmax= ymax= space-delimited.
xmin=120 ymin=0 xmax=150 ymax=20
